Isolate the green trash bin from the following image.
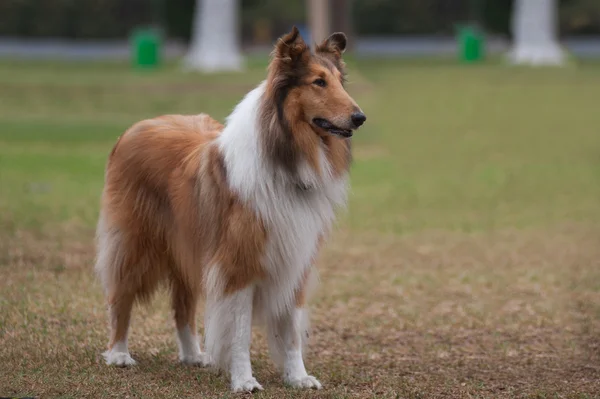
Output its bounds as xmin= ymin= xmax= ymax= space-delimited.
xmin=456 ymin=25 xmax=484 ymax=63
xmin=131 ymin=28 xmax=161 ymax=69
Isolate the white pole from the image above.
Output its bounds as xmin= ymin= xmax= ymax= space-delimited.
xmin=508 ymin=0 xmax=566 ymax=66
xmin=184 ymin=0 xmax=243 ymax=72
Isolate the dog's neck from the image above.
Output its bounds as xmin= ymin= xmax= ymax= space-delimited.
xmin=217 ymin=82 xmax=317 ymax=193
xmin=217 ymin=81 xmax=349 ymax=217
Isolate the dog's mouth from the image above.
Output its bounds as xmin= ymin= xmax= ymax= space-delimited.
xmin=312 ymin=118 xmax=354 ymax=138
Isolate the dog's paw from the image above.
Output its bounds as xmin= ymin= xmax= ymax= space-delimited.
xmin=180 ymin=352 xmax=212 ymax=367
xmin=231 ymin=377 xmax=264 ymax=393
xmin=285 ymin=375 xmax=322 ymax=390
xmin=103 ymin=350 xmax=137 ymax=367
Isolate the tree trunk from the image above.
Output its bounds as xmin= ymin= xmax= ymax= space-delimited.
xmin=330 ymin=0 xmax=353 ymax=51
xmin=508 ymin=0 xmax=566 ymax=66
xmin=307 ymin=0 xmax=331 ymax=49
xmin=184 ymin=0 xmax=243 ymax=72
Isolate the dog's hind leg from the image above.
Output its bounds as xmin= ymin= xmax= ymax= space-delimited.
xmin=104 ymin=291 xmax=137 ymax=366
xmin=94 ymin=217 xmax=138 ymax=367
xmin=171 ymin=276 xmax=210 ymax=366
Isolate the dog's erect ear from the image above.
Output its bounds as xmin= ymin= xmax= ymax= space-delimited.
xmin=316 ymin=32 xmax=347 ymax=58
xmin=274 ymin=26 xmax=309 ymax=63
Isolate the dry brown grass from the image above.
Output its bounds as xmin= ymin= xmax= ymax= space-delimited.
xmin=1 ymin=223 xmax=599 ymax=398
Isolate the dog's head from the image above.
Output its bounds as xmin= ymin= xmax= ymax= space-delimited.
xmin=267 ymin=26 xmax=366 ymax=139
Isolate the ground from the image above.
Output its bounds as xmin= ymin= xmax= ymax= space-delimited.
xmin=1 ymin=57 xmax=599 ymax=398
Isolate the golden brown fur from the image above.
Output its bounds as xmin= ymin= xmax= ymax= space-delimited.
xmin=98 ymin=114 xmax=266 ymax=349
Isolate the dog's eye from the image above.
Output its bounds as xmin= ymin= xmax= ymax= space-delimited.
xmin=313 ymin=78 xmax=327 ymax=88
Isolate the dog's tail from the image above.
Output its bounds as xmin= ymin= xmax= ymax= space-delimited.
xmin=94 ymin=211 xmax=124 ymax=297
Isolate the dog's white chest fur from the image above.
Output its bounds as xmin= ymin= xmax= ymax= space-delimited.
xmin=217 ymin=82 xmax=348 ymax=316
xmin=257 ymin=169 xmax=347 ymax=316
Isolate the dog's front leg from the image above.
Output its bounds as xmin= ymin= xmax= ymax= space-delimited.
xmin=204 ymin=284 xmax=263 ymax=393
xmin=268 ymin=307 xmax=322 ymax=389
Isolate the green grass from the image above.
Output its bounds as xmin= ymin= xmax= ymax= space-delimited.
xmin=350 ymin=59 xmax=600 ymax=233
xmin=1 ymin=57 xmax=599 ymax=398
xmin=2 ymin=58 xmax=599 ymax=233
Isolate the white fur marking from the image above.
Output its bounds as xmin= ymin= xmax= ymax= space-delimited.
xmin=286 ymin=374 xmax=323 ymax=390
xmin=232 ymin=377 xmax=264 ymax=393
xmin=267 ymin=308 xmax=322 ymax=389
xmin=177 ymin=325 xmax=211 ymax=366
xmin=203 ymin=282 xmax=262 ymax=392
xmin=103 ymin=339 xmax=136 ymax=367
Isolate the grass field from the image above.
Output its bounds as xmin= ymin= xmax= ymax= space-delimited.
xmin=1 ymin=56 xmax=599 ymax=398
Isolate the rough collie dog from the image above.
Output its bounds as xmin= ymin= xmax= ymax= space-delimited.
xmin=94 ymin=27 xmax=366 ymax=392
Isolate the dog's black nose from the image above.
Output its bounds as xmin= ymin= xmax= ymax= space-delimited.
xmin=351 ymin=112 xmax=366 ymax=127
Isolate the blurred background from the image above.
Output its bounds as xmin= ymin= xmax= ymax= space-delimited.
xmin=1 ymin=1 xmax=600 ymax=398
xmin=1 ymin=0 xmax=600 ymax=61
